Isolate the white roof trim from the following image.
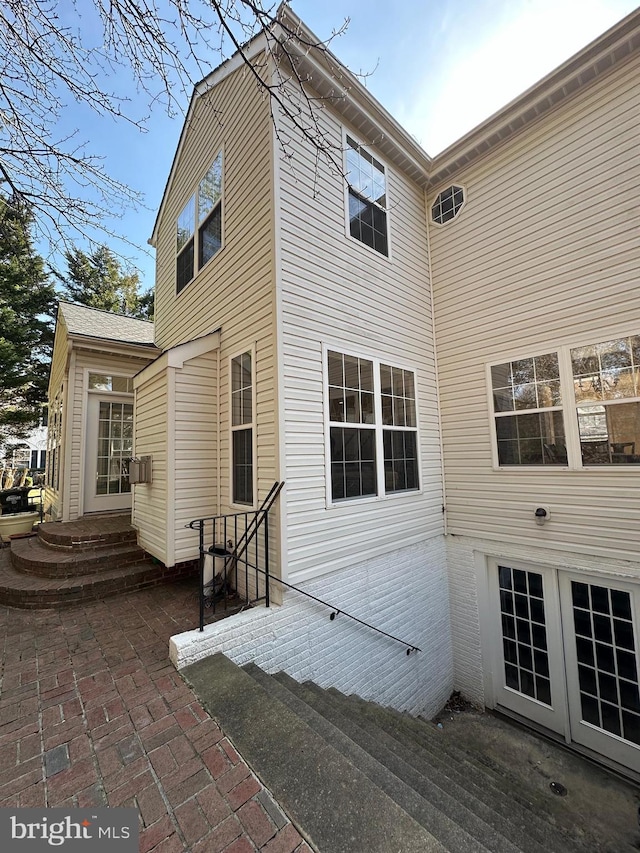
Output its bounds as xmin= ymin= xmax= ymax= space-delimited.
xmin=134 ymin=331 xmax=221 ymax=388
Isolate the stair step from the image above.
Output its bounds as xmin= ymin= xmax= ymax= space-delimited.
xmin=0 ymin=547 xmax=195 ymax=608
xmin=38 ymin=515 xmax=137 ymax=550
xmin=305 ymin=676 xmax=584 ymax=853
xmin=243 ymin=663 xmax=502 ymax=853
xmin=267 ymin=669 xmax=576 ymax=853
xmin=319 ymin=684 xmax=585 ymax=851
xmin=332 ymin=686 xmax=541 ymax=797
xmin=11 ymin=536 xmax=147 ymax=578
xmin=183 ymin=653 xmax=448 ymax=853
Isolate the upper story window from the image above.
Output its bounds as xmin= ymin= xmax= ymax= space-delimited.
xmin=431 ymin=185 xmax=465 ymax=225
xmin=327 ymin=349 xmax=419 ymax=502
xmin=489 ymin=333 xmax=640 ymax=467
xmin=176 ymin=152 xmax=223 ymax=294
xmin=345 ymin=136 xmax=388 ymax=257
xmin=572 ymin=335 xmax=640 ymax=465
xmin=491 ymin=353 xmax=567 ymax=466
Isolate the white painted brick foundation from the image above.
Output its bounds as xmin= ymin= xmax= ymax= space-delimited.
xmin=171 ymin=537 xmax=453 ymax=717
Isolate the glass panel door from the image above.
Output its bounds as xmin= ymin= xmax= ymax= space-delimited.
xmin=489 ymin=560 xmax=568 ymax=735
xmin=561 ymin=575 xmax=640 ymax=773
xmin=84 ymin=395 xmax=133 ymax=513
xmin=96 ymin=401 xmax=133 ymax=496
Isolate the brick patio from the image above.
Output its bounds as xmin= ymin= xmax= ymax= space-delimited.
xmin=0 ymin=565 xmax=311 ymax=852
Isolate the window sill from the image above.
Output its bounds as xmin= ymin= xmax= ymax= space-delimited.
xmin=326 ymin=488 xmax=422 ymax=509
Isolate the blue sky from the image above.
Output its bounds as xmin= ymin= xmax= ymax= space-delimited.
xmin=49 ymin=0 xmax=638 ymax=291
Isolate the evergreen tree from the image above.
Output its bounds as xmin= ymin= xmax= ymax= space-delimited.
xmin=59 ymin=245 xmax=153 ymax=320
xmin=0 ymin=197 xmax=56 ymax=448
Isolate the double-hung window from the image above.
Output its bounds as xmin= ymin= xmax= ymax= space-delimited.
xmin=231 ymin=351 xmax=254 ymax=505
xmin=345 ymin=136 xmax=388 ymax=257
xmin=489 ymin=333 xmax=640 ymax=467
xmin=571 ymin=335 xmax=640 ymax=465
xmin=491 ymin=353 xmax=567 ymax=465
xmin=327 ymin=350 xmax=419 ymax=501
xmin=176 ymin=152 xmax=223 ymax=293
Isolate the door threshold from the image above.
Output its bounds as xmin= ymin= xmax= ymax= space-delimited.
xmin=493 ymin=705 xmax=640 ymax=786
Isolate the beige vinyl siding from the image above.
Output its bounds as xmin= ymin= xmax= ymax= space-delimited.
xmin=153 ymin=60 xmax=273 ymax=354
xmin=133 ymin=370 xmax=168 ymax=562
xmin=277 ymin=93 xmax=442 ymax=583
xmin=431 ymin=55 xmax=640 ymax=561
xmin=45 ymin=315 xmax=70 ymax=515
xmin=150 ymin=59 xmax=280 ymax=572
xmin=173 ymin=351 xmax=218 ymax=563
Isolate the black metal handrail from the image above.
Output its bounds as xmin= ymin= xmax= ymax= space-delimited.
xmin=187 ymin=482 xmax=283 ymax=631
xmin=186 ymin=481 xmax=420 ymax=654
xmin=253 ymin=566 xmax=421 ymax=656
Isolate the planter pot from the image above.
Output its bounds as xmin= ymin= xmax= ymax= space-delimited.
xmin=0 ymin=512 xmax=40 ymax=537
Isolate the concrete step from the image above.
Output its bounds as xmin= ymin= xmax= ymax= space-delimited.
xmin=0 ymin=546 xmax=195 ymax=608
xmin=10 ymin=535 xmax=148 ymax=578
xmin=242 ymin=663 xmax=498 ymax=853
xmin=324 ymin=684 xmax=542 ymax=807
xmin=182 ymin=653 xmax=448 ymax=853
xmin=271 ymin=672 xmax=581 ymax=853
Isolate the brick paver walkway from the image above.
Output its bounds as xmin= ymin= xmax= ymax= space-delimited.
xmin=0 ymin=570 xmax=311 ymax=853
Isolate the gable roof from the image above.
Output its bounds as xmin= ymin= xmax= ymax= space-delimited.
xmin=58 ymin=301 xmax=156 ymax=347
xmin=149 ymin=2 xmax=434 ymax=245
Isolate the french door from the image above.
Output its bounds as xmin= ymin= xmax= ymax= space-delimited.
xmin=490 ymin=559 xmax=640 ymax=774
xmin=84 ymin=396 xmax=133 ymax=513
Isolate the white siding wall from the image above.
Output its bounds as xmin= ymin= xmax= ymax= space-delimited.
xmin=133 ymin=370 xmax=168 ymax=562
xmin=151 ymin=60 xmax=280 ymax=564
xmin=174 ymin=351 xmax=218 ymax=563
xmin=276 ymin=94 xmax=443 ymax=584
xmin=431 ymin=56 xmax=640 ymax=562
xmin=171 ymin=539 xmax=452 ymax=716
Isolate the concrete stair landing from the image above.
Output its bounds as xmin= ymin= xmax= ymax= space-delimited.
xmin=0 ymin=514 xmax=196 ymax=608
xmin=183 ymin=654 xmax=594 ymax=853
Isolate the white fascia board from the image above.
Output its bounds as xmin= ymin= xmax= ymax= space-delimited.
xmin=429 ymin=7 xmax=640 ymax=185
xmin=68 ymin=334 xmax=159 ymax=359
xmin=275 ymin=8 xmax=431 ymax=181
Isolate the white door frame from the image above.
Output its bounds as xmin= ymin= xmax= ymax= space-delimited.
xmin=478 ymin=552 xmax=640 ymax=774
xmin=84 ymin=393 xmax=134 ymax=514
xmin=485 ymin=557 xmax=569 ymax=737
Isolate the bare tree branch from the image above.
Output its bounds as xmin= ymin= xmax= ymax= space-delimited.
xmin=0 ymin=1 xmax=359 ymax=260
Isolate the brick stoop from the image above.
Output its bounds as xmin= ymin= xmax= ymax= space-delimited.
xmin=37 ymin=513 xmax=138 ymax=549
xmin=0 ymin=513 xmax=198 ymax=608
xmin=11 ymin=535 xmax=151 ymax=578
xmin=0 ymin=548 xmax=196 ymax=608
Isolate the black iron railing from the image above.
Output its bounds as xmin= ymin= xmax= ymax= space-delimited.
xmin=188 ymin=482 xmax=284 ymax=631
xmin=187 ymin=480 xmax=420 ymax=655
